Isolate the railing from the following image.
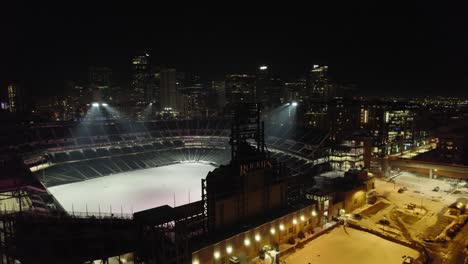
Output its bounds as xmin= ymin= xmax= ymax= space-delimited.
xmin=0 ymin=209 xmax=133 ymax=220
xmin=68 ymin=211 xmax=133 ymax=219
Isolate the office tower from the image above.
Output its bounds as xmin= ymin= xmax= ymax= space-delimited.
xmin=328 ymin=98 xmax=360 ymax=141
xmin=131 ymin=53 xmax=150 ymax=103
xmin=307 ymin=65 xmax=335 ymax=99
xmin=7 ymin=83 xmax=17 ymax=113
xmin=160 ymin=68 xmax=177 ymax=111
xmin=285 ymin=78 xmax=307 ymax=102
xmin=256 ymin=65 xmax=269 ymax=103
xmin=225 ymin=74 xmax=256 ymax=105
xmin=267 ymin=77 xmax=285 ymax=107
xmin=212 ymin=81 xmax=226 ymax=109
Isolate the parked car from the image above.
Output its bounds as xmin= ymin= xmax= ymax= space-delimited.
xmin=432 ymin=186 xmax=440 ymax=192
xmin=403 ymin=256 xmax=414 ymax=263
xmin=379 ymin=218 xmax=390 ymax=225
xmin=446 ymin=223 xmax=462 ymax=238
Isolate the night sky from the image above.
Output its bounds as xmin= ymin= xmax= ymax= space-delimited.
xmin=1 ymin=3 xmax=465 ymax=97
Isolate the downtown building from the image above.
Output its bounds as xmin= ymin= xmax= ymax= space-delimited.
xmin=131 ymin=54 xmax=152 ymax=105
xmin=225 ymin=74 xmax=256 ymax=105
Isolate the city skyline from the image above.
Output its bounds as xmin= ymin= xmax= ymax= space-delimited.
xmin=2 ymin=4 xmax=465 ymax=97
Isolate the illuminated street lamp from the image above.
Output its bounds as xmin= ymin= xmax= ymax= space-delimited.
xmin=311 ymin=210 xmax=317 ymax=217
xmin=270 ymin=227 xmax=276 ymax=235
xmin=293 ymin=218 xmax=298 ymax=225
xmin=279 ymin=224 xmax=285 ymax=231
xmin=244 ymin=238 xmax=251 ymax=246
xmin=213 ymin=251 xmax=220 ymax=259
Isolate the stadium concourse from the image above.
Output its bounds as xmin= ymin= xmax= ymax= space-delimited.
xmin=2 ymin=119 xmax=330 ymax=214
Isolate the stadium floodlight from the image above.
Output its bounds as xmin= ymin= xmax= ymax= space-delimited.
xmin=92 ymin=103 xmax=99 ymax=107
xmin=292 ymin=101 xmax=298 ymax=106
xmin=101 ymin=103 xmax=108 ymax=107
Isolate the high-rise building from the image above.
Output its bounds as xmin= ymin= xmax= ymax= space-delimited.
xmin=256 ymin=65 xmax=269 ymax=103
xmin=328 ymin=98 xmax=360 ymax=141
xmin=160 ymin=68 xmax=177 ymax=111
xmin=225 ymin=74 xmax=256 ymax=105
xmin=131 ymin=53 xmax=150 ymax=104
xmin=307 ymin=65 xmax=335 ymax=99
xmin=267 ymin=77 xmax=285 ymax=107
xmin=7 ymin=83 xmax=17 ymax=113
xmin=212 ymin=81 xmax=226 ymax=109
xmin=6 ymin=82 xmax=28 ymax=114
xmin=285 ymin=79 xmax=307 ymax=102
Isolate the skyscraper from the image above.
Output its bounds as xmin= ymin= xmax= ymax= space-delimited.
xmin=160 ymin=68 xmax=177 ymax=111
xmin=212 ymin=80 xmax=226 ymax=109
xmin=225 ymin=74 xmax=256 ymax=105
xmin=6 ymin=82 xmax=27 ymax=115
xmin=307 ymin=65 xmax=335 ymax=99
xmin=256 ymin=65 xmax=269 ymax=103
xmin=7 ymin=83 xmax=17 ymax=113
xmin=131 ymin=53 xmax=150 ymax=104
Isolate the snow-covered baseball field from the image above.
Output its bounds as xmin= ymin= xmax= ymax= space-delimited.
xmin=48 ymin=163 xmax=215 ymax=215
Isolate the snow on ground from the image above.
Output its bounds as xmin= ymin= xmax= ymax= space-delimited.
xmin=392 ymin=171 xmax=467 ymax=205
xmin=284 ymin=226 xmax=419 ymax=264
xmin=351 ymin=171 xmax=467 ymax=243
xmin=48 ymin=163 xmax=215 ymax=215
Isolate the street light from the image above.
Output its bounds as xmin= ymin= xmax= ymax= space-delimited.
xmin=244 ymin=238 xmax=251 ymax=246
xmin=213 ymin=251 xmax=220 ymax=259
xmin=292 ymin=101 xmax=298 ymax=106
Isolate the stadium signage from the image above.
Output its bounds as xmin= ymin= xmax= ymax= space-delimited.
xmin=240 ymin=160 xmax=272 ymax=176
